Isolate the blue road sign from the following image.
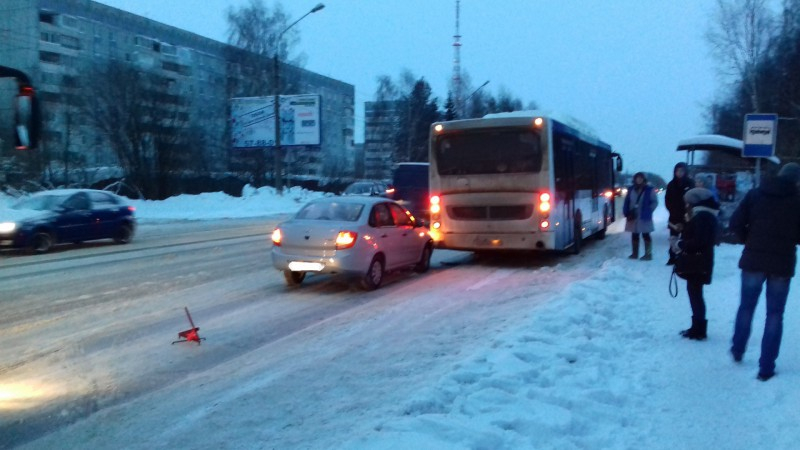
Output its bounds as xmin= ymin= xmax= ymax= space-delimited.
xmin=743 ymin=113 xmax=778 ymax=158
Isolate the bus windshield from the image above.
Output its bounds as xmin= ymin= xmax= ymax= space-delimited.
xmin=434 ymin=129 xmax=542 ymax=175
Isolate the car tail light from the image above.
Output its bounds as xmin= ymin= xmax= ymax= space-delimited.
xmin=335 ymin=231 xmax=357 ymax=249
xmin=127 ymin=206 xmax=136 ymax=212
xmin=271 ymin=228 xmax=282 ymax=246
xmin=603 ymin=190 xmax=613 ymax=199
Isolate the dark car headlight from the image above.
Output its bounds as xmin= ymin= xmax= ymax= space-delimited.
xmin=0 ymin=222 xmax=17 ymax=233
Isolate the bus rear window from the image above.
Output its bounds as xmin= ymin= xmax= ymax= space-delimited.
xmin=435 ymin=130 xmax=542 ymax=175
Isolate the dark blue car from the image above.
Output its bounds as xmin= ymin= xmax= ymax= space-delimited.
xmin=0 ymin=189 xmax=136 ymax=253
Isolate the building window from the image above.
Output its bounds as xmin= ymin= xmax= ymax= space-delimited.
xmin=161 ymin=44 xmax=177 ymax=56
xmin=61 ymin=35 xmax=81 ymax=50
xmin=61 ymin=15 xmax=78 ymax=29
xmin=39 ymin=11 xmax=56 ymax=24
xmin=40 ymin=51 xmax=61 ymax=64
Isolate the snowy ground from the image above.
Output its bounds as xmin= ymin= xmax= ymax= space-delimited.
xmin=3 ymin=187 xmax=800 ymax=449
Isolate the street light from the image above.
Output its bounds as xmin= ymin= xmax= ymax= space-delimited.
xmin=462 ymin=80 xmax=489 ymax=118
xmin=273 ymin=3 xmax=325 ymax=194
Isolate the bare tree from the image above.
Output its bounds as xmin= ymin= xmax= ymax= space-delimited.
xmin=706 ymin=0 xmax=778 ymax=111
xmin=82 ymin=60 xmax=195 ymax=198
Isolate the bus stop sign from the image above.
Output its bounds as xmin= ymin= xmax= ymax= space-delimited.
xmin=743 ymin=113 xmax=778 ymax=158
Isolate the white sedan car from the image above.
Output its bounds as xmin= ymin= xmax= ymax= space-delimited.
xmin=271 ymin=196 xmax=433 ymax=290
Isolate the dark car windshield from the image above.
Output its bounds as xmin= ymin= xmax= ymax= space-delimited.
xmin=12 ymin=195 xmax=66 ymax=211
xmin=295 ymin=201 xmax=364 ymax=221
xmin=343 ymin=183 xmax=375 ymax=195
xmin=435 ymin=129 xmax=542 ymax=175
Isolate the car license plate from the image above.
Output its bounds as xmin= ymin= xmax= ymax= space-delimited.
xmin=288 ymin=261 xmax=324 ymax=272
xmin=0 ymin=240 xmax=13 ymax=246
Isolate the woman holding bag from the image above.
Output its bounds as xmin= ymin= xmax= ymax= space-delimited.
xmin=673 ymin=187 xmax=720 ymax=340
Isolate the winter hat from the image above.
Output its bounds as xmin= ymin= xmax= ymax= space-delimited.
xmin=778 ymin=162 xmax=800 ymax=184
xmin=684 ymin=187 xmax=713 ymax=206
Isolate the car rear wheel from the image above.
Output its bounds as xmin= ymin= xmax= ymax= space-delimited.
xmin=31 ymin=231 xmax=54 ymax=253
xmin=361 ymin=256 xmax=384 ymax=291
xmin=283 ymin=270 xmax=306 ymax=286
xmin=114 ymin=223 xmax=134 ymax=244
xmin=414 ymin=244 xmax=432 ymax=273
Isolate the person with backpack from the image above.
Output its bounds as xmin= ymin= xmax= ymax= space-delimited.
xmin=729 ymin=162 xmax=800 ymax=381
xmin=672 ymin=187 xmax=720 ymax=340
xmin=665 ymin=162 xmax=695 ymax=265
xmin=623 ymin=172 xmax=658 ymax=260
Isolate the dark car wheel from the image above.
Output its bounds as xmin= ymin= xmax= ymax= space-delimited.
xmin=414 ymin=244 xmax=432 ymax=273
xmin=114 ymin=223 xmax=134 ymax=244
xmin=31 ymin=231 xmax=54 ymax=254
xmin=283 ymin=270 xmax=306 ymax=286
xmin=361 ymin=256 xmax=384 ymax=291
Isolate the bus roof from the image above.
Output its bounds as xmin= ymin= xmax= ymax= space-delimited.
xmin=482 ymin=110 xmax=611 ymax=151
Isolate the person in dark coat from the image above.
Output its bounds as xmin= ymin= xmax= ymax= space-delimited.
xmin=623 ymin=172 xmax=658 ymax=260
xmin=729 ymin=162 xmax=800 ymax=381
xmin=673 ymin=188 xmax=719 ymax=340
xmin=665 ymin=162 xmax=694 ymax=265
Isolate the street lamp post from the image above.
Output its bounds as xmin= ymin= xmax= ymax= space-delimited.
xmin=462 ymin=80 xmax=489 ymax=118
xmin=273 ymin=3 xmax=325 ymax=194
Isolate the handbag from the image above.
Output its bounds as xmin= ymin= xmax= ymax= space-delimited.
xmin=674 ymin=252 xmax=707 ymax=279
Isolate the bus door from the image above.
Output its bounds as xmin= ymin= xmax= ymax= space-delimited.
xmin=554 ymin=136 xmax=578 ymax=247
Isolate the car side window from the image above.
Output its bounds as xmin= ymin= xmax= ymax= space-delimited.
xmin=369 ymin=203 xmax=394 ymax=227
xmin=389 ymin=203 xmax=413 ymax=227
xmin=89 ymin=192 xmax=118 ymax=208
xmin=63 ymin=192 xmax=90 ymax=210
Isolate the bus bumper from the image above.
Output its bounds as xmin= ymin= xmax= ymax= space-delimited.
xmin=433 ymin=232 xmax=555 ymax=251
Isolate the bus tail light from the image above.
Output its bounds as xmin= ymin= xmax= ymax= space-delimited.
xmin=538 ymin=192 xmax=551 ymax=213
xmin=430 ymin=195 xmax=441 ymax=215
xmin=271 ymin=228 xmax=282 ymax=246
xmin=540 ymin=220 xmax=550 ymax=229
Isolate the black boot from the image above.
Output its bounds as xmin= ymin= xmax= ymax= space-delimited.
xmin=680 ymin=318 xmax=707 ymax=340
xmin=640 ymin=241 xmax=653 ymax=261
xmin=628 ymin=237 xmax=639 ymax=259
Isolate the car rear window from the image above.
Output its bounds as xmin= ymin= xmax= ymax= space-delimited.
xmin=295 ymin=201 xmax=364 ymax=222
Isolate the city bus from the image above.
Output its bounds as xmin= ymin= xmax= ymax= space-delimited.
xmin=428 ymin=111 xmax=622 ymax=253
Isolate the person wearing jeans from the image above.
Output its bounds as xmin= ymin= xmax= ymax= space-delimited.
xmin=732 ymin=271 xmax=790 ymax=378
xmin=729 ymin=162 xmax=800 ymax=381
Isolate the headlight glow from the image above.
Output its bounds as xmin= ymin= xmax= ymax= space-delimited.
xmin=0 ymin=222 xmax=17 ymax=233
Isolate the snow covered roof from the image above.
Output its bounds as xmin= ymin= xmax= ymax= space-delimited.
xmin=676 ymin=134 xmax=780 ymax=164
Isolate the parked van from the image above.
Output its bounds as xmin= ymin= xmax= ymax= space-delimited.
xmin=392 ymin=162 xmax=430 ymax=222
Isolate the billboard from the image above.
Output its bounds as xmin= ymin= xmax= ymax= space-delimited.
xmin=230 ymin=94 xmax=321 ymax=148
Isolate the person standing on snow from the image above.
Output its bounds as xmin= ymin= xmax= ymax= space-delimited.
xmin=623 ymin=172 xmax=659 ymax=260
xmin=729 ymin=162 xmax=800 ymax=381
xmin=665 ymin=162 xmax=695 ymax=265
xmin=673 ymin=188 xmax=720 ymax=340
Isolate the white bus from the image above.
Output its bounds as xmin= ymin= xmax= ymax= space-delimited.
xmin=428 ymin=111 xmax=622 ymax=253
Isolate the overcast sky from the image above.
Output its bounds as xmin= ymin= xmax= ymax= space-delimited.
xmin=95 ymin=0 xmax=729 ymax=180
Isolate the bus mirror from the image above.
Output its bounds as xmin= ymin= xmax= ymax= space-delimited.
xmin=616 ymin=158 xmax=623 ymax=172
xmin=14 ymin=86 xmax=40 ymax=150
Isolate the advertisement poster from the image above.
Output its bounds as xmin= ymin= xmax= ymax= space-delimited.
xmin=230 ymin=95 xmax=320 ymax=148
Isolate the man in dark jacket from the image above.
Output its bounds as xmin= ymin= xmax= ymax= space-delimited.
xmin=665 ymin=162 xmax=694 ymax=265
xmin=729 ymin=162 xmax=800 ymax=381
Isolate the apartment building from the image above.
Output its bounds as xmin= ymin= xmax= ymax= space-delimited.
xmin=0 ymin=0 xmax=355 ymax=184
